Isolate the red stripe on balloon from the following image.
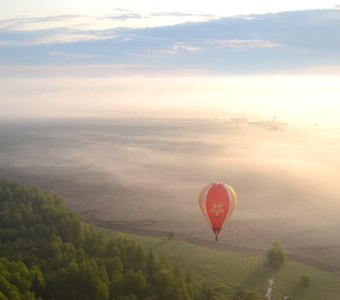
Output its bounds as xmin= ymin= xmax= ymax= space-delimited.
xmin=205 ymin=183 xmax=230 ymax=231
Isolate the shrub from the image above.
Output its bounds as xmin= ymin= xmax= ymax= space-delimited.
xmin=167 ymin=231 xmax=175 ymax=240
xmin=301 ymin=275 xmax=310 ymax=287
xmin=266 ymin=242 xmax=286 ymax=269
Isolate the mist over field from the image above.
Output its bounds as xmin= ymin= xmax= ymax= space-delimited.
xmin=1 ymin=76 xmax=340 ymax=128
xmin=3 ymin=2 xmax=340 ymax=299
xmin=1 ymin=118 xmax=340 ymax=268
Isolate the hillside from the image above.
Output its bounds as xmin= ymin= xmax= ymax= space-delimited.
xmin=0 ymin=179 xmax=260 ymax=300
xmin=0 ymin=180 xmax=196 ymax=300
xmin=2 ymin=180 xmax=340 ymax=299
xmin=104 ymin=230 xmax=340 ymax=300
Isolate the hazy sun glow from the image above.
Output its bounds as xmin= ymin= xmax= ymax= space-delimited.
xmin=1 ymin=0 xmax=340 ymax=129
xmin=1 ymin=75 xmax=339 ymax=127
xmin=2 ymin=0 xmax=339 ymax=19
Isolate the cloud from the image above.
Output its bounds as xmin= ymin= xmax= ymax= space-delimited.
xmin=171 ymin=43 xmax=201 ymax=52
xmin=103 ymin=13 xmax=143 ymax=20
xmin=102 ymin=10 xmax=217 ymax=22
xmin=131 ymin=42 xmax=201 ymax=58
xmin=15 ymin=15 xmax=82 ymax=24
xmin=0 ymin=32 xmax=103 ymax=46
xmin=0 ymin=40 xmax=11 ymax=47
xmin=0 ymin=9 xmax=340 ymax=74
xmin=0 ymin=65 xmax=152 ymax=78
xmin=150 ymin=11 xmax=215 ymax=18
xmin=0 ymin=15 xmax=82 ymax=31
xmin=48 ymin=52 xmax=93 ymax=60
xmin=0 ymin=9 xmax=214 ymax=32
xmin=35 ymin=31 xmax=113 ymax=44
xmin=205 ymin=39 xmax=283 ymax=49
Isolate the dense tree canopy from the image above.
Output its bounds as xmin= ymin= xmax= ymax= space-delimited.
xmin=0 ymin=179 xmax=195 ymax=299
xmin=0 ymin=180 xmax=258 ymax=299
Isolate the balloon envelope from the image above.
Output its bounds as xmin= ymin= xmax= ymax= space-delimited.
xmin=199 ymin=182 xmax=236 ymax=241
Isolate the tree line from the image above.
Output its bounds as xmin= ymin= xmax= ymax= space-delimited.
xmin=0 ymin=179 xmax=259 ymax=300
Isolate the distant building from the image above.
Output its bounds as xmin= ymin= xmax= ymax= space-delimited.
xmin=226 ymin=117 xmax=288 ymax=130
xmin=227 ymin=117 xmax=249 ymax=127
xmin=249 ymin=121 xmax=288 ymax=130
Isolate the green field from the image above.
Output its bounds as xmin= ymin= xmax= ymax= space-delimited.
xmin=102 ymin=229 xmax=340 ymax=300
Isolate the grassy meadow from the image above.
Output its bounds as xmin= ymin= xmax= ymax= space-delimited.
xmin=105 ymin=229 xmax=340 ymax=300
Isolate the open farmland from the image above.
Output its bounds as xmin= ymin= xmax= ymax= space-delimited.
xmin=1 ymin=118 xmax=340 ymax=273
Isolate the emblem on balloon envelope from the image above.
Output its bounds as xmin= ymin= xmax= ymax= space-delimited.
xmin=199 ymin=182 xmax=237 ymax=241
xmin=211 ymin=203 xmax=224 ymax=216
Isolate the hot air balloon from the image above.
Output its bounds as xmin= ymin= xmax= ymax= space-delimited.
xmin=199 ymin=182 xmax=237 ymax=241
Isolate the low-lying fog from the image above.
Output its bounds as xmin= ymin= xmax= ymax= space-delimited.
xmin=1 ymin=118 xmax=340 ymax=268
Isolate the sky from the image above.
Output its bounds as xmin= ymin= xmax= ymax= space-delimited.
xmin=2 ymin=0 xmax=339 ymax=19
xmin=1 ymin=1 xmax=340 ymax=125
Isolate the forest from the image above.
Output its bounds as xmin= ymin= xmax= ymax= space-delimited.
xmin=0 ymin=180 xmax=257 ymax=300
